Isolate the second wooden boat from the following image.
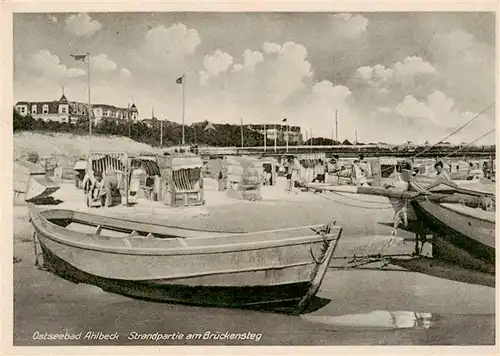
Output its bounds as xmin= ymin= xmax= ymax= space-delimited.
xmin=409 ymin=186 xmax=495 ymax=274
xmin=14 ymin=160 xmax=60 ymax=201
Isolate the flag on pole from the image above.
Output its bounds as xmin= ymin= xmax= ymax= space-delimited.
xmin=176 ymin=75 xmax=184 ymax=84
xmin=70 ymin=54 xmax=88 ymax=62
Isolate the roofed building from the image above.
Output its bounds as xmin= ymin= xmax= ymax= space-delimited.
xmin=15 ymin=94 xmax=72 ymax=123
xmin=14 ymin=93 xmax=139 ymax=125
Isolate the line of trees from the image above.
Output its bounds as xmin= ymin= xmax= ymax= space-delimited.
xmin=13 ymin=110 xmax=305 ymax=148
xmin=14 ymin=111 xmax=494 ymax=153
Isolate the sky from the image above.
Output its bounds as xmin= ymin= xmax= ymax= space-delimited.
xmin=13 ymin=12 xmax=496 ymax=144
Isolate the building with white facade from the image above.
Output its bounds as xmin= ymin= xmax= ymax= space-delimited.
xmin=15 ymin=94 xmax=139 ymax=125
xmin=248 ymin=124 xmax=302 ymax=143
xmin=15 ymin=94 xmax=72 ymax=123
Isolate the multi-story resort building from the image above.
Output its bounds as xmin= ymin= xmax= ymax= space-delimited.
xmin=15 ymin=94 xmax=139 ymax=125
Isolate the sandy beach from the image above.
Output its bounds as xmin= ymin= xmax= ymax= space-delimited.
xmin=12 ymin=176 xmax=495 ymax=346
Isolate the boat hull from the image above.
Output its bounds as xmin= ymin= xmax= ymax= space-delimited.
xmin=25 ymin=175 xmax=60 ymax=202
xmin=410 ymin=198 xmax=495 ymax=274
xmin=31 ymin=208 xmax=342 ymax=312
xmin=38 ymin=241 xmax=312 ymax=309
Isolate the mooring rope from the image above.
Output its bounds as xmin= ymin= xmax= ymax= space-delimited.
xmin=309 ymin=188 xmax=393 ymax=210
xmin=326 ymin=189 xmax=391 ymax=205
xmin=412 ymin=104 xmax=494 ymax=159
xmin=441 ymin=129 xmax=495 ymax=160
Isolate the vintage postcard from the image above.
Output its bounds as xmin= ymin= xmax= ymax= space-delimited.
xmin=1 ymin=1 xmax=498 ymax=355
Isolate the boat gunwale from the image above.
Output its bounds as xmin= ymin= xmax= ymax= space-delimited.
xmin=32 ymin=210 xmax=342 ymax=256
xmin=38 ymin=208 xmax=243 ymax=235
xmin=414 ymin=177 xmax=495 ymax=197
xmin=438 ymin=202 xmax=496 ymax=224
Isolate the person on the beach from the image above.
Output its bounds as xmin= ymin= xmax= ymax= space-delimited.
xmin=290 ymin=158 xmax=300 ymax=193
xmin=482 ymin=161 xmax=490 ymax=179
xmin=329 ymin=155 xmax=341 ymax=173
xmin=90 ymin=171 xmax=104 ymax=200
xmin=389 ymin=198 xmax=408 ymax=235
xmin=285 ymin=157 xmax=295 ymax=192
xmin=352 ymin=160 xmax=369 ymax=185
xmin=312 ymin=159 xmax=326 ymax=183
xmin=434 ymin=161 xmax=450 ymax=180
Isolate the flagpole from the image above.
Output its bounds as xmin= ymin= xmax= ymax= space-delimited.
xmin=335 ymin=109 xmax=339 ymax=144
xmin=263 ymin=123 xmax=267 ymax=152
xmin=240 ymin=117 xmax=244 ymax=148
xmin=128 ymin=103 xmax=131 ymax=138
xmin=274 ymin=124 xmax=277 ymax=152
xmin=182 ymin=75 xmax=186 ymax=146
xmin=286 ymin=123 xmax=289 ymax=153
xmin=87 ymin=52 xmax=91 ymax=136
xmin=332 ymin=109 xmax=335 ymax=146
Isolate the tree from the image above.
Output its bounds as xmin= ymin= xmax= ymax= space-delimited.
xmin=13 ymin=109 xmax=36 ymax=131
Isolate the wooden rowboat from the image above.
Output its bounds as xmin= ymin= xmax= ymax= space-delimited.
xmin=29 ymin=208 xmax=343 ymax=313
xmin=408 ymin=175 xmax=495 ymax=274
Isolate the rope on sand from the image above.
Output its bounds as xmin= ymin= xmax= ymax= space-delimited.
xmin=311 ymin=189 xmax=393 ymax=210
xmin=327 ymin=190 xmax=390 ymax=205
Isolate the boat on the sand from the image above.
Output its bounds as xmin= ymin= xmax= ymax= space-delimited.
xmin=14 ymin=160 xmax=60 ymax=202
xmin=404 ymin=173 xmax=495 ymax=274
xmin=409 ymin=192 xmax=495 ymax=274
xmin=309 ymin=171 xmax=496 ymax=275
xmin=29 ymin=207 xmax=343 ymax=313
xmin=413 ymin=175 xmax=495 ymax=198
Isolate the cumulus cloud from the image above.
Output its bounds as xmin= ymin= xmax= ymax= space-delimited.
xmin=90 ymin=54 xmax=118 ymax=72
xmin=308 ymin=81 xmax=352 ymax=104
xmin=145 ymin=23 xmax=201 ymax=58
xmin=119 ymin=67 xmax=132 ymax=80
xmin=198 ymin=70 xmax=210 ymax=87
xmin=429 ymin=29 xmax=494 ymax=111
xmin=242 ymin=49 xmax=264 ymax=72
xmin=355 ymin=64 xmax=394 ymax=91
xmin=330 ymin=13 xmax=368 ymax=38
xmin=29 ymin=49 xmax=69 ymax=78
xmin=354 ymin=56 xmax=436 ymax=91
xmin=128 ymin=23 xmax=201 ymax=79
xmin=65 ymin=13 xmax=102 ymax=37
xmin=290 ymin=81 xmax=354 ymax=139
xmin=387 ymin=90 xmax=492 ymax=141
xmin=17 ymin=49 xmax=85 ymax=81
xmin=231 ymin=64 xmax=243 ymax=72
xmin=262 ymin=42 xmax=282 ymax=54
xmin=67 ymin=67 xmax=86 ymax=78
xmin=202 ymin=50 xmax=233 ymax=77
xmin=394 ymin=56 xmax=435 ymax=77
xmin=395 ymin=95 xmax=434 ymax=119
xmin=252 ymin=41 xmax=313 ymax=105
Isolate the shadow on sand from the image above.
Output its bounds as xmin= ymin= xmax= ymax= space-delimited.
xmin=28 ymin=196 xmax=64 ymax=206
xmin=375 ymin=221 xmax=495 ymax=288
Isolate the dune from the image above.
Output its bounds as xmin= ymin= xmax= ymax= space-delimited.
xmin=14 ymin=132 xmax=161 ymax=160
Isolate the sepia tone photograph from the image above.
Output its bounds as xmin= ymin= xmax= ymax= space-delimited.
xmin=7 ymin=8 xmax=496 ymax=349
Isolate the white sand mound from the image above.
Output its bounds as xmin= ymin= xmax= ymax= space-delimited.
xmin=14 ymin=132 xmax=161 ymax=160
